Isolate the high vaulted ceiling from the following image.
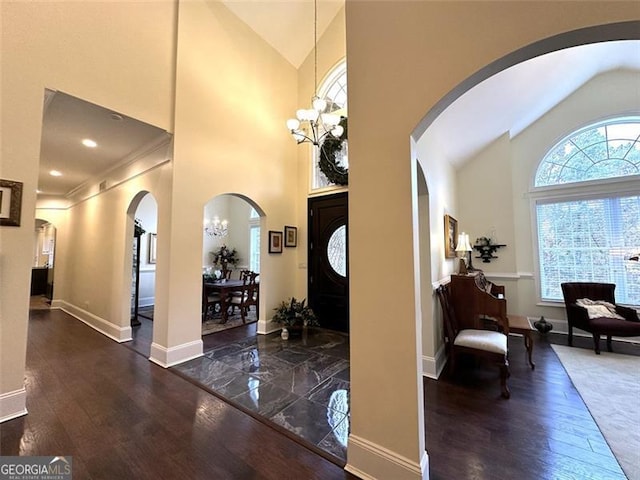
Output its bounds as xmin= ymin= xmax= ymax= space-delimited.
xmin=221 ymin=0 xmax=345 ymax=68
xmin=35 ymin=3 xmax=639 ymax=201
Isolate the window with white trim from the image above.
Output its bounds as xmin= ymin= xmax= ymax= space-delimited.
xmin=534 ymin=118 xmax=640 ymax=305
xmin=249 ymin=208 xmax=260 ymax=273
xmin=312 ymin=60 xmax=347 ymax=190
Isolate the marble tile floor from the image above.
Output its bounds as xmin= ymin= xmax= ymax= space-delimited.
xmin=172 ymin=328 xmax=351 ymax=463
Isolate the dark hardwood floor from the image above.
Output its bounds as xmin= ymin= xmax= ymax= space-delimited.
xmin=0 ymin=308 xmax=356 ymax=480
xmin=6 ymin=299 xmax=637 ymax=480
xmin=425 ymin=332 xmax=634 ymax=480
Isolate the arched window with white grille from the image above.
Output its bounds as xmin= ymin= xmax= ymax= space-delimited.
xmin=533 ymin=117 xmax=640 ymax=305
xmin=312 ymin=60 xmax=347 ymax=191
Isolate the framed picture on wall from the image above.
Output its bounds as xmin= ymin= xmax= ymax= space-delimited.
xmin=0 ymin=179 xmax=23 ymax=227
xmin=444 ymin=214 xmax=458 ymax=258
xmin=268 ymin=230 xmax=283 ymax=254
xmin=148 ymin=233 xmax=157 ymax=264
xmin=284 ymin=226 xmax=297 ymax=247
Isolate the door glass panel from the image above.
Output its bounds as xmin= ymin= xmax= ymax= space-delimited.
xmin=327 ymin=225 xmax=346 ymax=277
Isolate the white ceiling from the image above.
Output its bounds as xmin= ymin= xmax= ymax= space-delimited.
xmin=36 ymin=7 xmax=639 ymax=200
xmin=39 ymin=91 xmax=169 ymax=197
xmin=221 ymin=0 xmax=345 ymax=68
xmin=429 ymin=40 xmax=640 ymax=167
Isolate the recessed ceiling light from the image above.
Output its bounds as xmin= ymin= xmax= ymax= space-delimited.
xmin=36 ymin=189 xmax=42 ymax=193
xmin=49 ymin=170 xmax=62 ymax=177
xmin=110 ymin=112 xmax=124 ymax=121
xmin=82 ymin=138 xmax=97 ymax=148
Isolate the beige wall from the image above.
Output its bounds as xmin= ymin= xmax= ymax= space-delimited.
xmin=167 ymin=0 xmax=300 ymax=347
xmin=345 ymin=2 xmax=639 ymax=478
xmin=0 ymin=0 xmax=176 ymax=407
xmin=2 ymin=0 xmax=639 ymax=478
xmin=458 ymin=69 xmax=640 ymax=325
xmin=294 ymin=6 xmax=347 ymax=300
xmin=202 ymin=194 xmax=254 ymax=271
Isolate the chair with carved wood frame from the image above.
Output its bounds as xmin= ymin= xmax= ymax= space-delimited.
xmin=436 ymin=284 xmax=511 ymax=399
xmin=229 ymin=272 xmax=259 ymax=323
xmin=202 ymin=281 xmax=222 ymax=321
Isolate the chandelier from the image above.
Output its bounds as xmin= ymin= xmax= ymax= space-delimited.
xmin=204 ymin=217 xmax=228 ymax=237
xmin=286 ymin=0 xmax=343 ymax=146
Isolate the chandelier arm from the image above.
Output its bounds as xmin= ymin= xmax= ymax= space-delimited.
xmin=290 ymin=130 xmax=316 ymax=145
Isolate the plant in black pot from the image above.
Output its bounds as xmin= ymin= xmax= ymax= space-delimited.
xmin=272 ymin=297 xmax=319 ymax=339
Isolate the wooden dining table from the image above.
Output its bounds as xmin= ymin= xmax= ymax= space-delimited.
xmin=204 ymin=279 xmax=259 ymax=323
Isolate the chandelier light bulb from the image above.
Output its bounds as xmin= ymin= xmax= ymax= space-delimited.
xmin=308 ymin=109 xmax=320 ymax=122
xmin=322 ymin=113 xmax=340 ymax=126
xmin=331 ymin=125 xmax=344 ymax=138
xmin=312 ymin=98 xmax=327 ymax=112
xmin=287 ymin=118 xmax=300 ymax=130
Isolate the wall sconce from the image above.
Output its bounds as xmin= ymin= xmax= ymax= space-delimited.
xmin=204 ymin=217 xmax=228 ymax=237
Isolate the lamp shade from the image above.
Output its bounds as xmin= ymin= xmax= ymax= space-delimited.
xmin=455 ymin=232 xmax=472 ymax=252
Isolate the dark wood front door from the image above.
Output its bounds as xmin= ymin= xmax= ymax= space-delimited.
xmin=308 ymin=192 xmax=349 ymax=333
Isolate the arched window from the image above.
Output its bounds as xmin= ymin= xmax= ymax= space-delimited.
xmin=312 ymin=60 xmax=347 ymax=190
xmin=533 ymin=118 xmax=640 ymax=305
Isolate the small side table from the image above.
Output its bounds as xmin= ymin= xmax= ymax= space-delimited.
xmin=507 ymin=314 xmax=535 ymax=370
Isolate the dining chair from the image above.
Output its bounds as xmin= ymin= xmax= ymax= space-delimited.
xmin=229 ymin=271 xmax=259 ymax=323
xmin=436 ymin=284 xmax=510 ymax=399
xmin=202 ymin=280 xmax=222 ymax=321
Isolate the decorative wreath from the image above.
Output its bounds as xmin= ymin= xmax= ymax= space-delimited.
xmin=319 ymin=117 xmax=348 ymax=186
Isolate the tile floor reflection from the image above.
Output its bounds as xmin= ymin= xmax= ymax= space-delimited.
xmin=173 ymin=329 xmax=350 ymax=462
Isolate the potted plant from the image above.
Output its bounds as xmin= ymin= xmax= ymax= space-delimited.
xmin=272 ymin=297 xmax=319 ymax=338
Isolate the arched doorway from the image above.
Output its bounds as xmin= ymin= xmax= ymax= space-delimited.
xmin=201 ymin=193 xmax=265 ymax=336
xmin=126 ymin=192 xmax=158 ymax=357
xmin=413 ymin=35 xmax=640 ymax=377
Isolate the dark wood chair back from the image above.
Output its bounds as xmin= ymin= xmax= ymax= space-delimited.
xmin=233 ymin=271 xmax=259 ymax=323
xmin=202 ymin=280 xmax=221 ymax=321
xmin=436 ymin=284 xmax=460 ymax=345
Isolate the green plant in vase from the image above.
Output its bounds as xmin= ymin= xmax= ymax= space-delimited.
xmin=273 ymin=298 xmax=319 ymax=338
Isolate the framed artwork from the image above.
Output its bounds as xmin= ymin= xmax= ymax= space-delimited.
xmin=0 ymin=179 xmax=23 ymax=227
xmin=268 ymin=230 xmax=283 ymax=254
xmin=148 ymin=233 xmax=157 ymax=264
xmin=444 ymin=214 xmax=458 ymax=258
xmin=284 ymin=226 xmax=297 ymax=248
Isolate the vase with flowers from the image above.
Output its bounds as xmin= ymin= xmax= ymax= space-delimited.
xmin=210 ymin=244 xmax=239 ymax=279
xmin=272 ymin=297 xmax=319 ymax=338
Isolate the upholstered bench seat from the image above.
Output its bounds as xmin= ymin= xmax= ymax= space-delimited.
xmin=454 ymin=329 xmax=508 ymax=355
xmin=588 ymin=316 xmax=640 ymax=336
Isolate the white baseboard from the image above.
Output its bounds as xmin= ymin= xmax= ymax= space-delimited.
xmin=0 ymin=388 xmax=28 ymax=423
xmin=138 ymin=297 xmax=155 ymax=308
xmin=422 ymin=344 xmax=446 ymax=379
xmin=258 ymin=319 xmax=281 ymax=335
xmin=60 ymin=301 xmax=132 ymax=342
xmin=149 ymin=340 xmax=203 ymax=368
xmin=345 ymin=434 xmax=429 ymax=480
